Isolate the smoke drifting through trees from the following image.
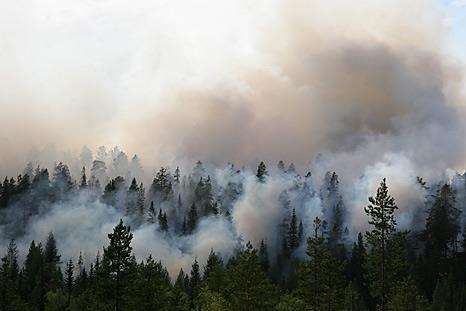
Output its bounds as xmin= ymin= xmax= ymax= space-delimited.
xmin=1 ymin=148 xmax=466 ymax=277
xmin=2 ymin=152 xmax=466 ymax=309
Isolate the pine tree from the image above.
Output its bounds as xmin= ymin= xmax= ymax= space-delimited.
xmin=65 ymin=258 xmax=74 ymax=306
xmin=423 ymin=184 xmax=460 ymax=298
xmin=0 ymin=239 xmax=22 ymax=309
xmin=203 ymin=250 xmax=225 ymax=293
xmin=79 ymin=166 xmax=88 ymax=189
xmin=126 ymin=178 xmax=138 ymax=216
xmin=173 ymin=269 xmax=190 ymax=311
xmin=99 ymin=219 xmax=136 ymax=311
xmin=349 ymin=232 xmax=371 ymax=308
xmin=158 ymin=208 xmax=168 ymax=231
xmin=22 ymin=240 xmax=45 ymax=309
xmin=189 ymin=258 xmax=201 ymax=310
xmin=174 ymin=166 xmax=181 ymax=185
xmin=227 ymin=241 xmax=276 ymax=310
xmin=297 ymin=217 xmax=345 ymax=309
xmin=137 ymin=183 xmax=145 ymax=219
xmin=187 ymin=203 xmax=198 ymax=234
xmin=148 ymin=201 xmax=156 ymax=224
xmin=256 ymin=161 xmax=268 ymax=183
xmin=364 ymin=178 xmax=399 ymax=311
xmin=259 ymin=239 xmax=269 ymax=273
xmin=287 ymin=208 xmax=299 ymax=251
xmin=43 ymin=232 xmax=62 ymax=293
xmin=131 ymin=255 xmax=171 ymax=310
xmin=150 ymin=167 xmax=173 ymax=202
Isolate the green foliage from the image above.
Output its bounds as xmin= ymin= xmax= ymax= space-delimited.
xmin=387 ymin=279 xmax=430 ymax=311
xmin=364 ymin=178 xmax=399 ymax=310
xmin=98 ymin=219 xmax=136 ymax=311
xmin=187 ymin=203 xmax=198 ymax=233
xmin=203 ymin=250 xmax=226 ymax=293
xmin=227 ymin=241 xmax=276 ymax=310
xmin=296 ymin=217 xmax=345 ymax=310
xmin=275 ymin=294 xmax=306 ymax=311
xmin=198 ymin=286 xmax=232 ymax=311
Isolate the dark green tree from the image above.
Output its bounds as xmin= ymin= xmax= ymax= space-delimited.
xmin=187 ymin=203 xmax=198 ymax=234
xmin=203 ymin=250 xmax=225 ymax=293
xmin=189 ymin=258 xmax=201 ymax=310
xmin=259 ymin=240 xmax=270 ymax=273
xmin=296 ymin=217 xmax=345 ymax=310
xmin=364 ymin=178 xmax=399 ymax=311
xmin=99 ymin=219 xmax=136 ymax=311
xmin=64 ymin=258 xmax=74 ymax=306
xmin=287 ymin=208 xmax=299 ymax=251
xmin=227 ymin=241 xmax=276 ymax=310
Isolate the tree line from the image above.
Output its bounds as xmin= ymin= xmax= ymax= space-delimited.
xmin=0 ymin=158 xmax=466 ymax=310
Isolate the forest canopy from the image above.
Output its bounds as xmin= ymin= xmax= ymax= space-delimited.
xmin=1 ymin=148 xmax=466 ymax=310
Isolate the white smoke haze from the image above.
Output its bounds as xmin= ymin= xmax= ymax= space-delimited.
xmin=1 ymin=0 xmax=466 ymax=276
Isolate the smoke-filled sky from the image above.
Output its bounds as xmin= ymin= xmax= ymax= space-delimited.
xmin=0 ymin=0 xmax=466 ymax=177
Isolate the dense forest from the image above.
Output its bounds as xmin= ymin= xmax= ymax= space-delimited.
xmin=0 ymin=146 xmax=466 ymax=310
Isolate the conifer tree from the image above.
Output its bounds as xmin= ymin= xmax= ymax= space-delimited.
xmin=364 ymin=178 xmax=399 ymax=311
xmin=79 ymin=167 xmax=88 ymax=189
xmin=187 ymin=203 xmax=198 ymax=233
xmin=423 ymin=184 xmax=460 ymax=297
xmin=189 ymin=258 xmax=201 ymax=310
xmin=259 ymin=239 xmax=269 ymax=273
xmin=297 ymin=217 xmax=344 ymax=309
xmin=43 ymin=232 xmax=62 ymax=293
xmin=148 ymin=201 xmax=156 ymax=224
xmin=227 ymin=241 xmax=276 ymax=310
xmin=203 ymin=250 xmax=225 ymax=293
xmin=0 ymin=239 xmax=22 ymax=309
xmin=174 ymin=166 xmax=181 ymax=185
xmin=158 ymin=208 xmax=168 ymax=231
xmin=287 ymin=208 xmax=299 ymax=251
xmin=256 ymin=161 xmax=268 ymax=183
xmin=65 ymin=258 xmax=74 ymax=306
xmin=136 ymin=183 xmax=145 ymax=220
xmin=99 ymin=219 xmax=135 ymax=311
xmin=132 ymin=255 xmax=171 ymax=310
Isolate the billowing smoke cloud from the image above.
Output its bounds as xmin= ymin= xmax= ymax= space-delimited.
xmin=0 ymin=0 xmax=464 ymax=175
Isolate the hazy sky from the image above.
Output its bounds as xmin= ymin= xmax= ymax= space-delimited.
xmin=0 ymin=0 xmax=465 ymax=176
